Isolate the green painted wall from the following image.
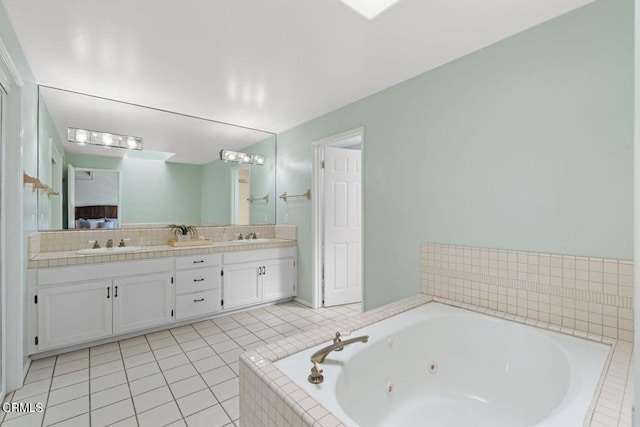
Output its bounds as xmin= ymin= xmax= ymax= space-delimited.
xmin=201 ymin=159 xmax=233 ymax=224
xmin=66 ymin=153 xmax=203 ymax=224
xmin=276 ymin=0 xmax=634 ymax=308
xmin=200 ymin=136 xmax=277 ymax=225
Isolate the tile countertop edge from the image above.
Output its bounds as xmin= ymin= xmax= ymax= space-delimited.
xmin=28 ymin=239 xmax=297 ymax=268
xmin=239 ymin=294 xmax=633 ymax=427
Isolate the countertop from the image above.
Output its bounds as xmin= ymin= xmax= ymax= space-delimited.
xmin=28 ymin=238 xmax=296 ymax=268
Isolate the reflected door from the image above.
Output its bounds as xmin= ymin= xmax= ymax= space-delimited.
xmin=232 ymin=166 xmax=250 ymax=225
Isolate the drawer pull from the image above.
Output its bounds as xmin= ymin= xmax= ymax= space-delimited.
xmin=193 ymin=260 xmax=205 ymax=264
xmin=193 ymin=278 xmax=205 ymax=282
xmin=193 ymin=298 xmax=205 ymax=302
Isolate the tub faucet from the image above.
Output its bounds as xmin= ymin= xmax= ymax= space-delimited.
xmin=308 ymin=334 xmax=369 ymax=384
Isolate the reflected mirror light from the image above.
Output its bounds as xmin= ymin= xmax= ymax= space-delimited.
xmin=68 ymin=127 xmax=143 ymax=151
xmin=220 ymin=149 xmax=265 ymax=165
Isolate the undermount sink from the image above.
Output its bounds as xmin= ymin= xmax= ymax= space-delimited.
xmin=75 ymin=246 xmax=143 ymax=255
xmin=231 ymin=238 xmax=273 ymax=244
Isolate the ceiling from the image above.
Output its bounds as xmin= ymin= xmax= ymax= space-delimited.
xmin=4 ymin=0 xmax=595 ymax=134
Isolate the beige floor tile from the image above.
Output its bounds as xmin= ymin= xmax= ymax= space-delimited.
xmin=89 ymin=370 xmax=127 ymax=393
xmin=90 ymin=398 xmax=135 ymax=427
xmin=42 ymin=395 xmax=89 ymax=426
xmin=47 ymin=381 xmax=88 ymax=407
xmin=201 ymin=366 xmax=236 ymax=388
xmin=53 ymin=360 xmax=89 ymax=377
xmin=158 ymin=353 xmax=190 ymax=371
xmin=163 ymin=363 xmax=198 ymax=384
xmin=169 ymin=375 xmax=208 ymax=399
xmin=51 ymin=369 xmax=89 ymax=391
xmin=176 ymin=389 xmax=216 ymax=417
xmin=137 ymin=401 xmax=182 ymax=427
xmin=49 ymin=412 xmax=90 ymax=427
xmin=184 ymin=404 xmax=230 ymax=427
xmin=126 ymin=361 xmax=161 ymax=381
xmin=129 ymin=372 xmax=167 ymax=396
xmin=192 ymin=355 xmax=225 ymax=374
xmin=221 ymin=395 xmax=239 ymax=421
xmin=210 ymin=378 xmax=238 ymax=402
xmin=90 ymin=383 xmax=130 ymax=409
xmin=133 ymin=386 xmax=173 ymax=413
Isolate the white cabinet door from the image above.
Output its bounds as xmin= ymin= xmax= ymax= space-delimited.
xmin=223 ymin=262 xmax=262 ymax=310
xmin=37 ymin=281 xmax=112 ymax=351
xmin=262 ymin=258 xmax=296 ymax=301
xmin=112 ymin=274 xmax=173 ymax=334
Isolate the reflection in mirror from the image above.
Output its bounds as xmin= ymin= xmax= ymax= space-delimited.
xmin=37 ymin=86 xmax=276 ymax=230
xmin=68 ymin=167 xmax=121 ymax=229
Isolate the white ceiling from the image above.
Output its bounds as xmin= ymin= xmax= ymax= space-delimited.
xmin=4 ymin=0 xmax=595 ymax=134
xmin=40 ymin=87 xmax=273 ymax=165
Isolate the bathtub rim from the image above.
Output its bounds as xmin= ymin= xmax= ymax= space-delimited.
xmin=239 ymin=294 xmax=630 ymax=427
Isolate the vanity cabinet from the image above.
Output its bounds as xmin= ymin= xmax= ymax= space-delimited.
xmin=174 ymin=254 xmax=222 ymax=320
xmin=222 ymin=247 xmax=296 ymax=310
xmin=33 ymin=259 xmax=173 ymax=351
xmin=37 ymin=280 xmax=113 ymax=351
xmin=112 ymin=274 xmax=173 ymax=334
xmin=29 ymin=246 xmax=296 ymax=354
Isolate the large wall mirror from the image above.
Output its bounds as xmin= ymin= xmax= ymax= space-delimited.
xmin=37 ymin=86 xmax=276 ymax=230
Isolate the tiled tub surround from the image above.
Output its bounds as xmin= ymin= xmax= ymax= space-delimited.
xmin=421 ymin=243 xmax=634 ymax=342
xmin=28 ymin=225 xmax=298 ymax=268
xmin=239 ymin=295 xmax=633 ymax=426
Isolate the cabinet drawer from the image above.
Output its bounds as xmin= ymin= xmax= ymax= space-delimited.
xmin=175 ymin=254 xmax=221 ymax=270
xmin=175 ymin=267 xmax=221 ymax=294
xmin=223 ymin=247 xmax=295 ymax=264
xmin=176 ymin=289 xmax=221 ymax=320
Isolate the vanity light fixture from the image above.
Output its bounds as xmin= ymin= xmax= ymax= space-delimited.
xmin=67 ymin=127 xmax=143 ymax=151
xmin=219 ymin=149 xmax=265 ymax=165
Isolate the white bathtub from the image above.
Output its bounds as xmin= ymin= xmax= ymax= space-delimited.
xmin=275 ymin=302 xmax=610 ymax=427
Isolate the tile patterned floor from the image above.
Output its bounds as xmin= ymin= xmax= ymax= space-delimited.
xmin=0 ymin=301 xmax=361 ymax=427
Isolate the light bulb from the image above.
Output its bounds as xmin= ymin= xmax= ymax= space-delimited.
xmin=102 ymin=134 xmax=113 ymax=145
xmin=255 ymin=156 xmax=265 ymax=165
xmin=126 ymin=137 xmax=137 ymax=149
xmin=241 ymin=153 xmax=251 ymax=163
xmin=75 ymin=130 xmax=88 ymax=144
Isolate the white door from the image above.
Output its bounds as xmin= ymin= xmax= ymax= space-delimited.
xmin=223 ymin=262 xmax=262 ymax=309
xmin=37 ymin=281 xmax=113 ymax=350
xmin=112 ymin=274 xmax=173 ymax=334
xmin=323 ymin=147 xmax=362 ymax=306
xmin=67 ymin=164 xmax=75 ymax=228
xmin=262 ymin=258 xmax=296 ymax=301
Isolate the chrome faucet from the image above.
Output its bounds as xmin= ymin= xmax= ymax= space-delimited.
xmin=308 ymin=333 xmax=369 ymax=384
xmin=106 ymin=239 xmax=113 ymax=248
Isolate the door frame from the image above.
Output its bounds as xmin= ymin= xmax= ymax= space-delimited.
xmin=311 ymin=127 xmax=364 ymax=309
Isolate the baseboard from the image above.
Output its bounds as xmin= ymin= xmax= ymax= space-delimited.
xmin=294 ymin=297 xmax=312 ymax=307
